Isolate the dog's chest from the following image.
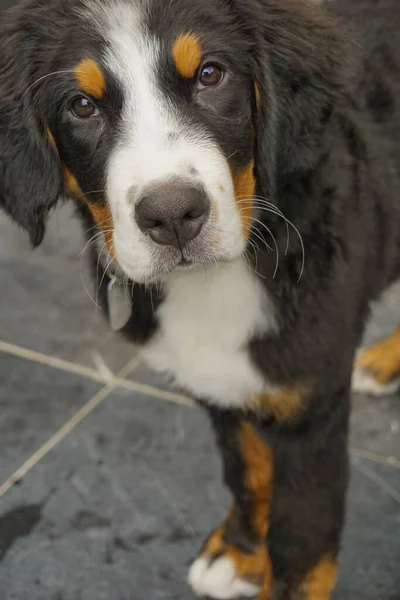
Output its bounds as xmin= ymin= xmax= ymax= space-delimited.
xmin=142 ymin=260 xmax=275 ymax=407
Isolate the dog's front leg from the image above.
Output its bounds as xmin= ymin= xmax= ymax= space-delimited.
xmin=189 ymin=407 xmax=273 ymax=599
xmin=189 ymin=389 xmax=349 ymax=600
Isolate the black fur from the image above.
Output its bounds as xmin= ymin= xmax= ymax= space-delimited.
xmin=1 ymin=0 xmax=400 ymax=597
xmin=0 ymin=6 xmax=63 ymax=245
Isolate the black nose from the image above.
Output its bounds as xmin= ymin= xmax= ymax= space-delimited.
xmin=135 ymin=180 xmax=210 ymax=249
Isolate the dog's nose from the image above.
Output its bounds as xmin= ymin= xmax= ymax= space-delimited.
xmin=135 ymin=180 xmax=210 ymax=249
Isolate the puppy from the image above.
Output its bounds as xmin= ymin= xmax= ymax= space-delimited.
xmin=1 ymin=0 xmax=399 ymax=598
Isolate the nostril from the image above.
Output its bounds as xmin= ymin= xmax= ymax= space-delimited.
xmin=135 ymin=180 xmax=210 ymax=248
xmin=150 ymin=219 xmax=164 ymax=228
xmin=135 ymin=201 xmax=163 ymax=232
xmin=185 ymin=204 xmax=209 ymax=222
xmin=185 ymin=210 xmax=201 ymax=221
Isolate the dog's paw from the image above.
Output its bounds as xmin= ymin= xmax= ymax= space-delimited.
xmin=189 ymin=555 xmax=260 ymax=599
xmin=352 ymin=368 xmax=400 ymax=396
xmin=188 ymin=526 xmax=269 ymax=599
xmin=353 ymin=330 xmax=400 ymax=397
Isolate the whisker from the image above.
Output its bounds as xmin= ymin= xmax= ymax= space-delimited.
xmin=79 ymin=238 xmax=106 ymax=309
xmin=97 ymin=248 xmax=115 ymax=308
xmin=247 ymin=216 xmax=280 ymax=278
xmin=237 ymin=196 xmax=305 ymax=282
xmin=22 ymin=70 xmax=76 ymax=101
xmin=6 ymin=70 xmax=75 ymax=141
xmin=226 ymin=150 xmax=238 ymax=162
xmin=79 ymin=267 xmax=100 ymax=310
xmin=79 ymin=231 xmax=105 ymax=256
xmin=95 ymin=241 xmax=108 ymax=307
xmin=124 ymin=274 xmax=134 ymax=309
xmin=84 ymin=218 xmax=113 ymax=236
xmin=237 ymin=196 xmax=290 ymax=255
xmin=243 ymin=220 xmax=274 ymax=254
xmin=150 ymin=287 xmax=155 ymax=317
xmin=243 ymin=241 xmax=266 ymax=280
xmin=76 ymin=189 xmax=108 ymax=202
xmin=240 ymin=211 xmax=273 ymax=252
xmin=253 ymin=204 xmax=305 ymax=282
xmin=79 ymin=229 xmax=113 ymax=257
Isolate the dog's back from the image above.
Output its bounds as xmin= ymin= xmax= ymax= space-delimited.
xmin=334 ymin=0 xmax=400 ymax=174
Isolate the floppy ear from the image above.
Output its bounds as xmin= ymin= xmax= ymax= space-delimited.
xmin=252 ymin=1 xmax=349 ymax=199
xmin=0 ymin=13 xmax=62 ymax=246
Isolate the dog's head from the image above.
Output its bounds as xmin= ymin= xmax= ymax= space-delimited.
xmin=0 ymin=0 xmax=346 ymax=283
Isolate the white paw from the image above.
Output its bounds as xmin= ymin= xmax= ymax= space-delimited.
xmin=352 ymin=369 xmax=400 ymax=397
xmin=188 ymin=555 xmax=260 ymax=599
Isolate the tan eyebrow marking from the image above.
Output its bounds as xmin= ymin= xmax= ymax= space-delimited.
xmin=74 ymin=58 xmax=106 ymax=98
xmin=172 ymin=33 xmax=202 ymax=78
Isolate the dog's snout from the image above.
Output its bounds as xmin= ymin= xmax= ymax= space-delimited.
xmin=135 ymin=180 xmax=210 ymax=249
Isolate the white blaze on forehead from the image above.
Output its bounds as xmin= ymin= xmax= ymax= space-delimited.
xmin=83 ymin=0 xmax=234 ymax=190
xmin=85 ymin=0 xmax=212 ymax=184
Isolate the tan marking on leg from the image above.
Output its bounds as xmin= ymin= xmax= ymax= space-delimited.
xmin=233 ymin=160 xmax=255 ymax=239
xmin=193 ymin=422 xmax=272 ymax=594
xmin=204 ymin=523 xmax=271 ymax=588
xmin=356 ymin=326 xmax=400 ymax=384
xmin=256 ymin=576 xmax=272 ymax=600
xmin=237 ymin=422 xmax=273 ymax=539
xmin=299 ymin=556 xmax=338 ymax=600
xmin=75 ymin=58 xmax=106 ymax=98
xmin=172 ymin=33 xmax=202 ymax=78
xmin=255 ymin=383 xmax=310 ymax=422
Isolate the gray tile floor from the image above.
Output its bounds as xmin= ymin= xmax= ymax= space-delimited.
xmin=0 ymin=204 xmax=399 ymax=600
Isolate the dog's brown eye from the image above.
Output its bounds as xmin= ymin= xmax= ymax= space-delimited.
xmin=70 ymin=96 xmax=99 ymax=119
xmin=198 ymin=64 xmax=223 ymax=88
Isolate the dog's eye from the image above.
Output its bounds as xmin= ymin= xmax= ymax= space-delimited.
xmin=198 ymin=64 xmax=224 ymax=88
xmin=70 ymin=96 xmax=100 ymax=119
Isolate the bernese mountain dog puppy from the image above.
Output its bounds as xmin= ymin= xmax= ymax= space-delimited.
xmin=1 ymin=0 xmax=399 ymax=598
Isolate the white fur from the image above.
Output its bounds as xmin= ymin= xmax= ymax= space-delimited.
xmin=352 ymin=369 xmax=400 ymax=397
xmin=85 ymin=1 xmax=277 ymax=410
xmin=85 ymin=0 xmax=246 ymax=283
xmin=142 ymin=258 xmax=277 ymax=407
xmin=188 ymin=556 xmax=260 ymax=599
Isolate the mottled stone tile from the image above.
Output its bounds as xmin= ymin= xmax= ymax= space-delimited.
xmin=0 ymin=388 xmax=226 ymax=600
xmin=0 ymin=208 xmax=137 ymax=373
xmin=351 ymin=392 xmax=400 ymax=461
xmin=0 ymin=353 xmax=101 ymax=484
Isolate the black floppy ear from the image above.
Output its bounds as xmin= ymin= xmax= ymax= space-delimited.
xmin=0 ymin=13 xmax=62 ymax=247
xmin=252 ymin=1 xmax=349 ymax=197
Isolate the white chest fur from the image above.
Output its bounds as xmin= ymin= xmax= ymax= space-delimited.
xmin=142 ymin=259 xmax=276 ymax=407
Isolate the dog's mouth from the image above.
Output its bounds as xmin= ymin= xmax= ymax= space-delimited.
xmin=176 ymin=256 xmax=194 ymax=268
xmin=145 ymin=249 xmax=219 ymax=282
xmin=115 ymin=241 xmax=237 ymax=285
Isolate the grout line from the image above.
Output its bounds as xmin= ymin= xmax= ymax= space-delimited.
xmin=352 ymin=458 xmax=400 ymax=506
xmin=0 ymin=340 xmax=113 ymax=383
xmin=0 ymin=385 xmax=113 ymax=498
xmin=350 ymin=447 xmax=400 ymax=469
xmin=0 ymin=339 xmax=193 ymax=407
xmin=0 ymin=356 xmax=139 ymax=499
xmin=113 ymin=378 xmax=194 ymax=407
xmin=1 ymin=341 xmax=398 ymax=496
xmin=114 ymin=355 xmax=143 ymax=380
